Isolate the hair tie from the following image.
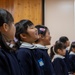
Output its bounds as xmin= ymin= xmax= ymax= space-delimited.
xmin=53 ymin=47 xmax=57 ymax=54
xmin=40 ymin=28 xmax=45 ymax=32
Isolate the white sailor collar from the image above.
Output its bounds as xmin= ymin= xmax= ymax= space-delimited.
xmin=52 ymin=54 xmax=65 ymax=62
xmin=34 ymin=44 xmax=48 ymax=49
xmin=69 ymin=51 xmax=75 ymax=55
xmin=20 ymin=42 xmax=35 ymax=49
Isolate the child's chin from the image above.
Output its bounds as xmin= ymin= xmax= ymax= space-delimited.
xmin=48 ymin=42 xmax=51 ymax=45
xmin=35 ymin=36 xmax=39 ymax=39
xmin=46 ymin=43 xmax=50 ymax=45
xmin=34 ymin=38 xmax=39 ymax=41
xmin=49 ymin=43 xmax=51 ymax=45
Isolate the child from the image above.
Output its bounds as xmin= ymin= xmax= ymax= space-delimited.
xmin=59 ymin=36 xmax=71 ymax=72
xmin=34 ymin=25 xmax=55 ymax=75
xmin=69 ymin=42 xmax=75 ymax=74
xmin=0 ymin=9 xmax=22 ymax=75
xmin=15 ymin=20 xmax=41 ymax=75
xmin=50 ymin=41 xmax=68 ymax=75
xmin=59 ymin=36 xmax=70 ymax=51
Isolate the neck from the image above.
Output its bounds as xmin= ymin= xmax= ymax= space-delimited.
xmin=36 ymin=41 xmax=45 ymax=46
xmin=22 ymin=41 xmax=32 ymax=44
xmin=2 ymin=33 xmax=12 ymax=42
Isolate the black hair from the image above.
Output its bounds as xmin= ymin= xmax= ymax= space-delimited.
xmin=50 ymin=41 xmax=66 ymax=60
xmin=15 ymin=19 xmax=34 ymax=49
xmin=59 ymin=36 xmax=69 ymax=44
xmin=35 ymin=25 xmax=48 ymax=36
xmin=69 ymin=42 xmax=75 ymax=53
xmin=35 ymin=25 xmax=48 ymax=43
xmin=50 ymin=46 xmax=55 ymax=60
xmin=0 ymin=9 xmax=14 ymax=51
xmin=0 ymin=9 xmax=14 ymax=26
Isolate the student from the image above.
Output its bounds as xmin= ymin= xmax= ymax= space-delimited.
xmin=0 ymin=9 xmax=22 ymax=75
xmin=59 ymin=36 xmax=71 ymax=72
xmin=15 ymin=20 xmax=41 ymax=75
xmin=69 ymin=42 xmax=75 ymax=74
xmin=34 ymin=25 xmax=55 ymax=75
xmin=51 ymin=41 xmax=68 ymax=75
xmin=59 ymin=36 xmax=70 ymax=51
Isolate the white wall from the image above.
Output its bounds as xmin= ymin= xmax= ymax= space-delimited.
xmin=45 ymin=0 xmax=75 ymax=47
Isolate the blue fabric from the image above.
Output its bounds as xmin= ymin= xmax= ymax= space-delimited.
xmin=64 ymin=51 xmax=71 ymax=72
xmin=32 ymin=48 xmax=56 ymax=75
xmin=69 ymin=54 xmax=75 ymax=73
xmin=16 ymin=48 xmax=41 ymax=75
xmin=0 ymin=49 xmax=22 ymax=75
xmin=52 ymin=58 xmax=68 ymax=75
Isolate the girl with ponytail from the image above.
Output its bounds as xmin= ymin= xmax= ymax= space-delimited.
xmin=69 ymin=42 xmax=75 ymax=74
xmin=50 ymin=41 xmax=68 ymax=75
xmin=0 ymin=9 xmax=22 ymax=75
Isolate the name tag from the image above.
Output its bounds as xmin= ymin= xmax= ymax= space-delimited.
xmin=38 ymin=58 xmax=44 ymax=66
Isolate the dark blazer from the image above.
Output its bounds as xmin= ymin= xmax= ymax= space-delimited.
xmin=32 ymin=47 xmax=55 ymax=75
xmin=64 ymin=50 xmax=71 ymax=72
xmin=16 ymin=48 xmax=41 ymax=75
xmin=52 ymin=57 xmax=68 ymax=75
xmin=69 ymin=52 xmax=75 ymax=73
xmin=0 ymin=49 xmax=22 ymax=75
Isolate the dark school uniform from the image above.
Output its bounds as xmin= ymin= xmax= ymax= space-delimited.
xmin=52 ymin=54 xmax=69 ymax=75
xmin=64 ymin=50 xmax=71 ymax=72
xmin=16 ymin=42 xmax=41 ymax=75
xmin=0 ymin=48 xmax=22 ymax=75
xmin=69 ymin=51 xmax=75 ymax=73
xmin=33 ymin=44 xmax=56 ymax=75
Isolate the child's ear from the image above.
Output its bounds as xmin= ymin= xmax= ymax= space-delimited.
xmin=3 ymin=23 xmax=9 ymax=32
xmin=38 ymin=34 xmax=44 ymax=39
xmin=39 ymin=34 xmax=42 ymax=38
xmin=20 ymin=33 xmax=26 ymax=40
xmin=72 ymin=48 xmax=74 ymax=51
xmin=57 ymin=49 xmax=61 ymax=53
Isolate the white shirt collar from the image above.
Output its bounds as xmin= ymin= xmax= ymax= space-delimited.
xmin=6 ymin=42 xmax=14 ymax=48
xmin=66 ymin=46 xmax=70 ymax=51
xmin=52 ymin=54 xmax=65 ymax=62
xmin=69 ymin=51 xmax=75 ymax=55
xmin=34 ymin=44 xmax=48 ymax=49
xmin=20 ymin=42 xmax=35 ymax=49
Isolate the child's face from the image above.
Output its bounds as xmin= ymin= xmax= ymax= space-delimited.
xmin=72 ymin=48 xmax=75 ymax=53
xmin=8 ymin=23 xmax=16 ymax=40
xmin=26 ymin=25 xmax=39 ymax=43
xmin=57 ymin=49 xmax=66 ymax=56
xmin=65 ymin=40 xmax=70 ymax=48
xmin=43 ymin=30 xmax=51 ymax=45
xmin=1 ymin=22 xmax=16 ymax=41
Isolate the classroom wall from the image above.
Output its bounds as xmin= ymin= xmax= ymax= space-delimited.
xmin=0 ymin=0 xmax=43 ymax=25
xmin=0 ymin=0 xmax=14 ymax=15
xmin=45 ymin=0 xmax=75 ymax=47
xmin=14 ymin=0 xmax=42 ymax=25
